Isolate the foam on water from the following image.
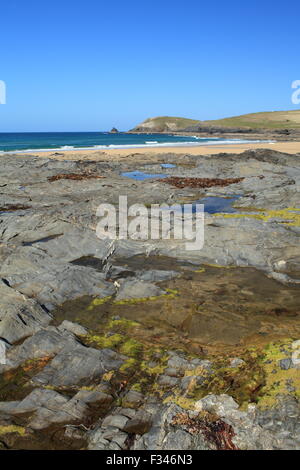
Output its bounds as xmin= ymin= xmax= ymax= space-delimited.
xmin=0 ymin=131 xmax=275 ymax=154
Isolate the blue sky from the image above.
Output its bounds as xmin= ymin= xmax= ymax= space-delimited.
xmin=0 ymin=0 xmax=299 ymax=131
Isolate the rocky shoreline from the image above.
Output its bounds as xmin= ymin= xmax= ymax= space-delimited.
xmin=129 ymin=128 xmax=300 ymax=142
xmin=0 ymin=148 xmax=299 ymax=450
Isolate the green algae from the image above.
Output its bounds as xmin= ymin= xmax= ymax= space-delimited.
xmin=84 ymin=333 xmax=124 ymax=349
xmin=113 ymin=288 xmax=179 ymax=305
xmin=195 ymin=267 xmax=206 ymax=273
xmin=119 ymin=358 xmax=138 ymax=372
xmin=164 ymin=394 xmax=198 ymax=410
xmin=204 ymin=263 xmax=235 ymax=269
xmin=87 ymin=296 xmax=112 ymax=310
xmin=83 ymin=315 xmax=143 ymax=358
xmin=107 ymin=317 xmax=140 ymax=330
xmin=120 ymin=338 xmax=143 ymax=357
xmin=130 ymin=383 xmax=143 ymax=393
xmin=161 ymin=338 xmax=300 ymax=412
xmin=49 ymin=260 xmax=300 ymax=415
xmin=140 ymin=359 xmax=167 ymax=376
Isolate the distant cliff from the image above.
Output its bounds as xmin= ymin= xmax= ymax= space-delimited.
xmin=131 ymin=110 xmax=300 ymax=134
xmin=131 ymin=116 xmax=200 ymax=132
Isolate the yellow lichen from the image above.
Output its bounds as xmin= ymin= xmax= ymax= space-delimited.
xmin=213 ymin=207 xmax=300 ymax=226
xmin=257 ymin=338 xmax=300 ymax=408
xmin=184 ymin=365 xmax=211 ymax=378
xmin=140 ymin=358 xmax=168 ymax=376
xmin=163 ymin=394 xmax=196 ymax=410
xmin=205 ymin=263 xmax=235 ymax=269
xmin=102 ymin=371 xmax=114 ymax=382
xmin=113 ymin=288 xmax=179 ymax=305
xmin=119 ymin=358 xmax=138 ymax=372
xmin=130 ymin=383 xmax=143 ymax=393
xmin=84 ymin=333 xmax=123 ymax=349
xmin=79 ymin=385 xmax=96 ymax=391
xmin=107 ymin=318 xmax=140 ymax=330
xmin=0 ymin=425 xmax=26 ymax=436
xmin=195 ymin=267 xmax=206 ymax=273
xmin=87 ymin=296 xmax=112 ymax=310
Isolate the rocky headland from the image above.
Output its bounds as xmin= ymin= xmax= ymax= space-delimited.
xmin=0 ymin=148 xmax=299 ymax=450
xmin=130 ymin=112 xmax=300 ymax=141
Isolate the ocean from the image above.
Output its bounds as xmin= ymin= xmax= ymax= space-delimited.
xmin=0 ymin=132 xmax=269 ymax=153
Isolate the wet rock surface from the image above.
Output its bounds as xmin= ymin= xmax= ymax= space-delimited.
xmin=0 ymin=149 xmax=299 ymax=449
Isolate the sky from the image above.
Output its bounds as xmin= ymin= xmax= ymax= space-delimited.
xmin=0 ymin=0 xmax=300 ymax=132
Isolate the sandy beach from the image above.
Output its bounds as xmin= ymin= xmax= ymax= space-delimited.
xmin=25 ymin=140 xmax=300 ymax=162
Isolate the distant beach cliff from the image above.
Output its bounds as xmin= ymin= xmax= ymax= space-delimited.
xmin=130 ymin=110 xmax=300 ymax=138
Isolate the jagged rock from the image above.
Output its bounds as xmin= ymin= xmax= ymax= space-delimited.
xmin=195 ymin=394 xmax=239 ymax=416
xmin=0 ymin=281 xmax=51 ymax=343
xmin=101 ymin=414 xmax=129 ymax=429
xmin=167 ymin=355 xmax=191 ymax=371
xmin=157 ymin=375 xmax=180 ymax=387
xmin=73 ymin=389 xmax=113 ymax=405
xmin=123 ymin=409 xmax=152 ymax=435
xmin=0 ymin=388 xmax=89 ymax=430
xmin=164 ymin=367 xmax=183 ymax=377
xmin=1 ymin=151 xmax=300 ymax=450
xmin=58 ymin=320 xmax=88 ymax=336
xmin=114 ymin=407 xmax=137 ymax=419
xmin=0 ymin=326 xmax=78 ymax=372
xmin=279 ymin=358 xmax=293 ymax=370
xmin=32 ymin=344 xmax=126 ymax=387
xmin=133 ymin=404 xmax=213 ymax=450
xmin=229 ymin=358 xmax=246 ymax=368
xmin=122 ymin=390 xmax=144 ymax=408
xmin=88 ymin=425 xmax=128 ymax=450
xmin=195 ymin=394 xmax=300 ymax=450
xmin=180 ymin=375 xmax=205 ymax=391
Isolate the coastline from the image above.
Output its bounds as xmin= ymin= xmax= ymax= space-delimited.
xmin=1 ymin=141 xmax=300 ymax=450
xmin=13 ymin=140 xmax=300 ymax=161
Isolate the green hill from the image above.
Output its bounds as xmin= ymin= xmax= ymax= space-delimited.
xmin=131 ymin=110 xmax=300 ymax=132
xmin=131 ymin=116 xmax=200 ymax=132
xmin=205 ymin=110 xmax=300 ymax=129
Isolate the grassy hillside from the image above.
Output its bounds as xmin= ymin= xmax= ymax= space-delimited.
xmin=132 ymin=116 xmax=200 ymax=131
xmin=204 ymin=110 xmax=300 ymax=129
xmin=132 ymin=110 xmax=300 ymax=131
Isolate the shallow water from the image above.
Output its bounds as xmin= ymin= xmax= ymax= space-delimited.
xmin=161 ymin=195 xmax=242 ymax=214
xmin=121 ymin=170 xmax=169 ymax=181
xmin=160 ymin=163 xmax=176 ymax=169
xmin=196 ymin=195 xmax=241 ymax=214
xmin=53 ymin=257 xmax=300 ymax=353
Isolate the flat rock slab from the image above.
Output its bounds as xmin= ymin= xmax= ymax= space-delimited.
xmin=32 ymin=344 xmax=127 ymax=387
xmin=116 ymin=279 xmax=165 ymax=300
